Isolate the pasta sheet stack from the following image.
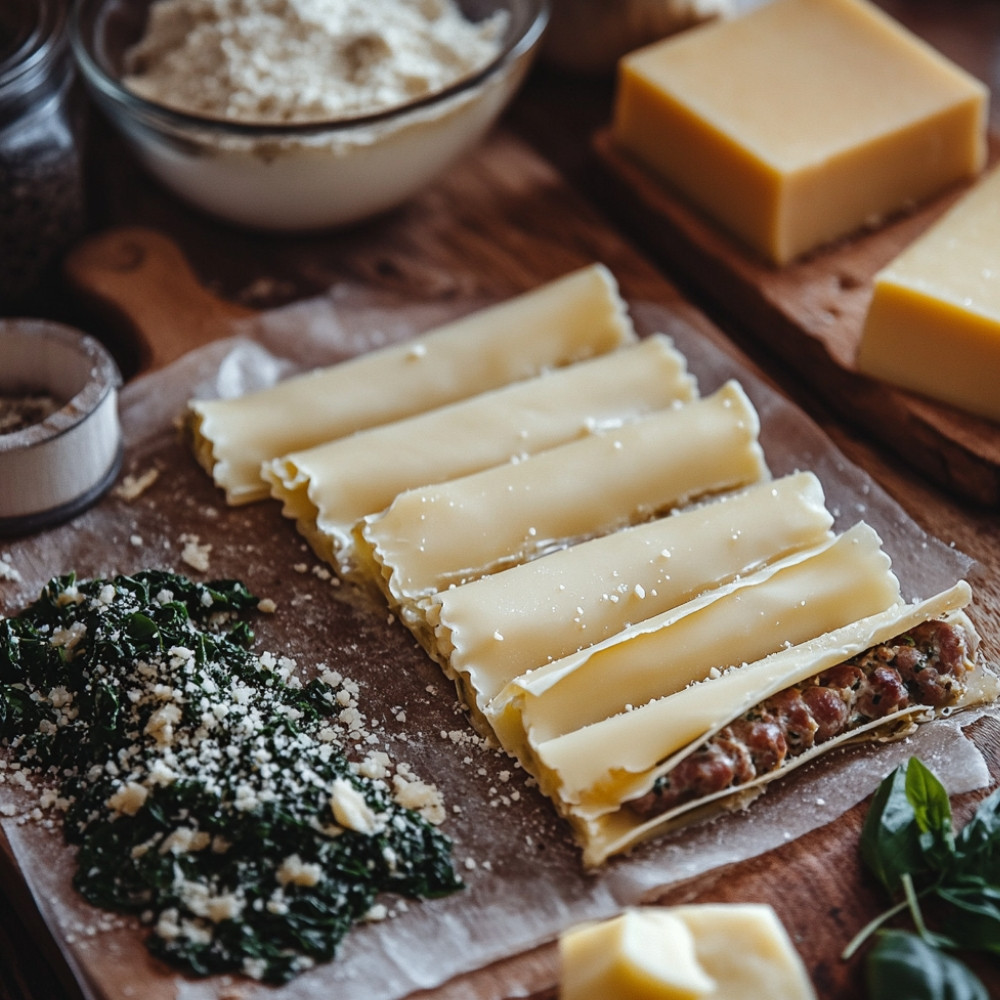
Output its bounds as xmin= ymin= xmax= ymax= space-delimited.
xmin=187 ymin=264 xmax=996 ymax=866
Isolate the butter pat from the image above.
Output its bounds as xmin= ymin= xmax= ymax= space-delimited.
xmin=857 ymin=163 xmax=1000 ymax=422
xmin=612 ymin=0 xmax=988 ymax=265
xmin=559 ymin=906 xmax=816 ymax=1000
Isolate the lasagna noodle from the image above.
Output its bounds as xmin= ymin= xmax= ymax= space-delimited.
xmin=552 ymin=584 xmax=994 ymax=866
xmin=187 ymin=263 xmax=636 ymax=504
xmin=355 ymin=380 xmax=769 ymax=609
xmin=261 ymin=335 xmax=696 ymax=576
xmin=427 ymin=472 xmax=835 ymax=718
xmin=488 ymin=522 xmax=901 ymax=762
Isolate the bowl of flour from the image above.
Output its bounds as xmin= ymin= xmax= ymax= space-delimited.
xmin=70 ymin=0 xmax=549 ymax=230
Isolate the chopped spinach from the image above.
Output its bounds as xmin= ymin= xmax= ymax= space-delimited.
xmin=0 ymin=571 xmax=462 ymax=983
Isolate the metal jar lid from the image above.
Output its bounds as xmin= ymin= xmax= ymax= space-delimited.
xmin=0 ymin=319 xmax=123 ymax=535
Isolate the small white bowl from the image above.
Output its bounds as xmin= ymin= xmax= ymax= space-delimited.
xmin=0 ymin=319 xmax=122 ymax=535
xmin=70 ymin=0 xmax=549 ymax=231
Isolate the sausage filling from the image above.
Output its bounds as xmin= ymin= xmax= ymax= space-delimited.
xmin=628 ymin=619 xmax=970 ymax=821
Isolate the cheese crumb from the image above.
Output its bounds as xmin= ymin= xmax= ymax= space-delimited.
xmin=115 ymin=467 xmax=160 ymax=501
xmin=180 ymin=533 xmax=212 ymax=573
xmin=108 ymin=781 xmax=149 ymax=816
xmin=277 ymin=854 xmax=324 ymax=888
xmin=330 ymin=778 xmax=381 ymax=835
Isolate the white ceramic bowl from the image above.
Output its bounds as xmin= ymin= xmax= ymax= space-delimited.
xmin=70 ymin=0 xmax=549 ymax=231
xmin=0 ymin=319 xmax=122 ymax=535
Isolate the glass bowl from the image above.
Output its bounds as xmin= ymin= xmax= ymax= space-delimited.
xmin=70 ymin=0 xmax=549 ymax=231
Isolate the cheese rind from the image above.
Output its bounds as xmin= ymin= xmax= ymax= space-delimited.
xmin=428 ymin=472 xmax=833 ymax=718
xmin=187 ymin=264 xmax=636 ymax=504
xmin=261 ymin=335 xmax=696 ymax=576
xmin=559 ymin=906 xmax=817 ymax=1000
xmin=612 ymin=0 xmax=988 ymax=264
xmin=356 ymin=380 xmax=768 ymax=609
xmin=857 ymin=163 xmax=1000 ymax=422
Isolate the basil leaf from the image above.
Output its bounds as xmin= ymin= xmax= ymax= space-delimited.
xmin=934 ymin=880 xmax=1000 ymax=953
xmin=866 ymin=931 xmax=990 ymax=1000
xmin=952 ymin=788 xmax=1000 ymax=883
xmin=862 ymin=761 xmax=932 ymax=895
xmin=905 ymin=757 xmax=956 ymax=873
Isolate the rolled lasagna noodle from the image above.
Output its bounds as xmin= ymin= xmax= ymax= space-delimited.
xmin=356 ymin=380 xmax=768 ymax=609
xmin=539 ymin=582 xmax=995 ymax=866
xmin=427 ymin=472 xmax=834 ymax=718
xmin=187 ymin=263 xmax=636 ymax=504
xmin=261 ymin=335 xmax=696 ymax=576
xmin=488 ymin=522 xmax=901 ymax=760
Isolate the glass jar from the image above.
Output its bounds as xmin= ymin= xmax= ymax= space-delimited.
xmin=0 ymin=0 xmax=85 ymax=308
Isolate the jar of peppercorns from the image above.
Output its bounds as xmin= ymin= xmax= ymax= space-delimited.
xmin=0 ymin=0 xmax=85 ymax=308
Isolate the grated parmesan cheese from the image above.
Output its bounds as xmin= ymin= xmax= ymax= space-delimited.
xmin=0 ymin=571 xmax=461 ymax=983
xmin=122 ymin=0 xmax=508 ymax=123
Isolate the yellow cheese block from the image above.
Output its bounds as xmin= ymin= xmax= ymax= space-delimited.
xmin=560 ymin=909 xmax=714 ymax=1000
xmin=612 ymin=0 xmax=988 ymax=265
xmin=857 ymin=163 xmax=1000 ymax=422
xmin=559 ymin=906 xmax=816 ymax=1000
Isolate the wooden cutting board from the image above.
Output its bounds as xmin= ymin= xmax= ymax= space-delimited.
xmin=594 ymin=129 xmax=1000 ymax=506
xmin=63 ymin=226 xmax=259 ymax=373
xmin=2 ymin=128 xmax=999 ymax=1000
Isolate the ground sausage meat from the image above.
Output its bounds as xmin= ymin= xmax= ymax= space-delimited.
xmin=628 ymin=619 xmax=970 ymax=821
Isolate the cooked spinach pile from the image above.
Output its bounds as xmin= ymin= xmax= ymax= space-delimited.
xmin=0 ymin=571 xmax=461 ymax=982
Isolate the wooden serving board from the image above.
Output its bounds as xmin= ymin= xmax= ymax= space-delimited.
xmin=2 ymin=127 xmax=1000 ymax=1000
xmin=594 ymin=129 xmax=1000 ymax=506
xmin=63 ymin=226 xmax=259 ymax=373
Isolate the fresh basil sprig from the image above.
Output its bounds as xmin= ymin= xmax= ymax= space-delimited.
xmin=866 ymin=931 xmax=989 ymax=1000
xmin=847 ymin=756 xmax=1000 ymax=1000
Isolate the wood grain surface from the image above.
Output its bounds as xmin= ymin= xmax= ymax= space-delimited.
xmin=3 ymin=2 xmax=1000 ymax=998
xmin=592 ymin=129 xmax=1000 ymax=506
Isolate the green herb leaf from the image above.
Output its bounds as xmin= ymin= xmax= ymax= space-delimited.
xmin=952 ymin=788 xmax=1000 ymax=884
xmin=933 ymin=878 xmax=1000 ymax=953
xmin=861 ymin=760 xmax=933 ymax=895
xmin=906 ymin=756 xmax=956 ymax=870
xmin=866 ymin=931 xmax=989 ymax=1000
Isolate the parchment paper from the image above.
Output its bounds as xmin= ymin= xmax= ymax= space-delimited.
xmin=0 ymin=290 xmax=993 ymax=1000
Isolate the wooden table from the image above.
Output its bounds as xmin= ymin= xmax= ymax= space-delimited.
xmin=3 ymin=2 xmax=1000 ymax=998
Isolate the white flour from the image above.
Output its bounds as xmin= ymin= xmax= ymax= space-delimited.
xmin=123 ymin=0 xmax=507 ymax=123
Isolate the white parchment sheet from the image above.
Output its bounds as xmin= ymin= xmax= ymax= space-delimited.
xmin=0 ymin=290 xmax=994 ymax=1000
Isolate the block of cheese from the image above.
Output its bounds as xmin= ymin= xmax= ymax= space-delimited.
xmin=559 ymin=909 xmax=714 ymax=1000
xmin=612 ymin=0 xmax=988 ymax=265
xmin=186 ymin=264 xmax=636 ymax=504
xmin=488 ymin=522 xmax=900 ymax=760
xmin=663 ymin=906 xmax=816 ymax=1000
xmin=355 ymin=380 xmax=768 ymax=610
xmin=857 ymin=163 xmax=1000 ymax=422
xmin=426 ymin=472 xmax=833 ymax=720
xmin=261 ymin=335 xmax=696 ymax=576
xmin=559 ymin=906 xmax=817 ymax=1000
